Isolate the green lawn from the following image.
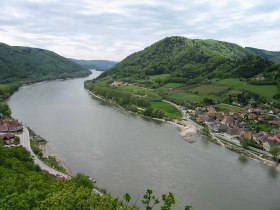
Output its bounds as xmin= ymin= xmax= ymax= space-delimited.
xmin=168 ymin=92 xmax=204 ymax=103
xmin=148 ymin=74 xmax=170 ymax=81
xmin=118 ymin=84 xmax=158 ymax=97
xmin=214 ymin=103 xmax=244 ymax=112
xmin=189 ymin=84 xmax=229 ymax=94
xmin=211 ymin=78 xmax=278 ymax=98
xmin=159 ymin=82 xmax=185 ymax=89
xmin=151 ymin=101 xmax=182 ymax=119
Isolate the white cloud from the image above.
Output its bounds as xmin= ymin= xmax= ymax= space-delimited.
xmin=0 ymin=0 xmax=279 ymax=60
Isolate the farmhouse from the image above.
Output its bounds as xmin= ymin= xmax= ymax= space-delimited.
xmin=0 ymin=133 xmax=15 ymax=145
xmin=0 ymin=118 xmax=23 ymax=132
xmin=111 ymin=81 xmax=128 ymax=86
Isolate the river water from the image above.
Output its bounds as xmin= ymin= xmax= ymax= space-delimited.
xmin=8 ymin=70 xmax=280 ymax=210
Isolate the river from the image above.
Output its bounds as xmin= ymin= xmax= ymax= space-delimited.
xmin=8 ymin=70 xmax=280 ymax=210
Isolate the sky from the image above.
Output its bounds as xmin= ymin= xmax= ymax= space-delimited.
xmin=0 ymin=0 xmax=280 ymax=61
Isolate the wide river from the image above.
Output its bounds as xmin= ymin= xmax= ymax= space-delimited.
xmin=8 ymin=70 xmax=280 ymax=210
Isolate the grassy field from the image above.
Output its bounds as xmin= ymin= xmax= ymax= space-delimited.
xmin=215 ymin=103 xmax=244 ymax=112
xmin=189 ymin=84 xmax=229 ymax=94
xmin=148 ymin=74 xmax=170 ymax=81
xmin=168 ymin=91 xmax=204 ymax=103
xmin=118 ymin=84 xmax=159 ymax=97
xmin=151 ymin=101 xmax=182 ymax=119
xmin=159 ymin=82 xmax=185 ymax=89
xmin=211 ymin=78 xmax=278 ymax=98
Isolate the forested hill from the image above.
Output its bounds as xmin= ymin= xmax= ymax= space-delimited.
xmin=0 ymin=43 xmax=91 ymax=83
xmin=245 ymin=47 xmax=280 ymax=64
xmin=69 ymin=58 xmax=116 ymax=71
xmin=99 ymin=36 xmax=279 ymax=84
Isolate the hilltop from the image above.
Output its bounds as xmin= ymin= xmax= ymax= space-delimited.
xmin=100 ymin=36 xmax=279 ymax=84
xmin=85 ymin=36 xmax=280 ymax=119
xmin=0 ymin=43 xmax=91 ymax=99
xmin=69 ymin=58 xmax=116 ymax=71
xmin=0 ymin=43 xmax=90 ymax=84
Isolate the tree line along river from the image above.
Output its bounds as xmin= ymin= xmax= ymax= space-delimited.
xmin=8 ymin=70 xmax=280 ymax=210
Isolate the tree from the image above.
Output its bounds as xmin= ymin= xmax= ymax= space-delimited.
xmin=161 ymin=192 xmax=175 ymax=210
xmin=141 ymin=189 xmax=159 ymax=210
xmin=70 ymin=173 xmax=93 ymax=190
xmin=123 ymin=193 xmax=131 ymax=208
xmin=270 ymin=146 xmax=280 ymax=159
xmin=0 ymin=102 xmax=11 ymax=116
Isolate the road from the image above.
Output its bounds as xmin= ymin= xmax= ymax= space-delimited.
xmin=19 ymin=126 xmax=69 ymax=179
xmin=19 ymin=126 xmax=103 ymax=195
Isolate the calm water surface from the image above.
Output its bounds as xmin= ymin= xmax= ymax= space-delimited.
xmin=8 ymin=71 xmax=280 ymax=210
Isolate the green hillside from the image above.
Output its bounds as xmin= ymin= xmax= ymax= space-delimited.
xmin=245 ymin=47 xmax=280 ymax=64
xmin=0 ymin=43 xmax=90 ymax=84
xmin=69 ymin=58 xmax=116 ymax=71
xmin=100 ymin=36 xmax=279 ymax=84
xmin=0 ymin=43 xmax=91 ymax=100
xmin=85 ymin=36 xmax=280 ymax=117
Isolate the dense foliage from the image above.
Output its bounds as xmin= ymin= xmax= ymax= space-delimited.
xmin=0 ymin=145 xmax=191 ymax=209
xmin=69 ymin=59 xmax=116 ymax=71
xmin=0 ymin=102 xmax=11 ymax=116
xmin=0 ymin=146 xmax=129 ymax=209
xmin=99 ymin=37 xmax=279 ymax=85
xmin=0 ymin=43 xmax=91 ymax=100
xmin=0 ymin=43 xmax=90 ymax=84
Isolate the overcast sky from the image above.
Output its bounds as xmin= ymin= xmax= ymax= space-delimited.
xmin=1 ymin=0 xmax=279 ymax=60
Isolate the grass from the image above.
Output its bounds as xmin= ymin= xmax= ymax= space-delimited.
xmin=189 ymin=84 xmax=229 ymax=94
xmin=118 ymin=84 xmax=158 ymax=97
xmin=30 ymin=132 xmax=66 ymax=174
xmin=211 ymin=78 xmax=278 ymax=98
xmin=211 ymin=78 xmax=246 ymax=87
xmin=214 ymin=103 xmax=244 ymax=112
xmin=168 ymin=92 xmax=204 ymax=103
xmin=151 ymin=101 xmax=182 ymax=119
xmin=148 ymin=74 xmax=170 ymax=81
xmin=159 ymin=83 xmax=185 ymax=89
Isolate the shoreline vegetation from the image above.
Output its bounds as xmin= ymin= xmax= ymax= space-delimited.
xmin=86 ymin=89 xmax=280 ymax=170
xmin=28 ymin=128 xmax=71 ymax=175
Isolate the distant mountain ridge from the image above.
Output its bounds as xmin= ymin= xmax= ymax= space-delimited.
xmin=69 ymin=59 xmax=116 ymax=71
xmin=245 ymin=47 xmax=280 ymax=63
xmin=0 ymin=43 xmax=90 ymax=83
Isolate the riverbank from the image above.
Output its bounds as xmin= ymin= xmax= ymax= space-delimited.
xmin=28 ymin=128 xmax=72 ymax=175
xmin=87 ymin=89 xmax=280 ymax=170
xmin=86 ymin=89 xmax=200 ymax=142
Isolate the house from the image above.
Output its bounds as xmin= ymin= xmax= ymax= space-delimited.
xmin=268 ymin=121 xmax=280 ymax=126
xmin=217 ymin=124 xmax=228 ymax=133
xmin=196 ymin=114 xmax=206 ymax=122
xmin=204 ymin=117 xmax=215 ymax=126
xmin=0 ymin=133 xmax=15 ymax=145
xmin=241 ymin=130 xmax=253 ymax=140
xmin=222 ymin=116 xmax=234 ymax=125
xmin=247 ymin=113 xmax=257 ymax=120
xmin=206 ymin=106 xmax=216 ymax=114
xmin=0 ymin=119 xmax=23 ymax=132
xmin=252 ymin=133 xmax=267 ymax=144
xmin=111 ymin=81 xmax=128 ymax=86
xmin=268 ymin=136 xmax=280 ymax=144
xmin=228 ymin=127 xmax=241 ymax=136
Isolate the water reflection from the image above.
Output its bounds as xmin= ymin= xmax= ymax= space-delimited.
xmin=268 ymin=167 xmax=279 ymax=179
xmin=238 ymin=155 xmax=248 ymax=165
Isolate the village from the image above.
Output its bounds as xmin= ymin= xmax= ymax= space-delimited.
xmin=191 ymin=103 xmax=280 ymax=156
xmin=0 ymin=114 xmax=23 ymax=146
